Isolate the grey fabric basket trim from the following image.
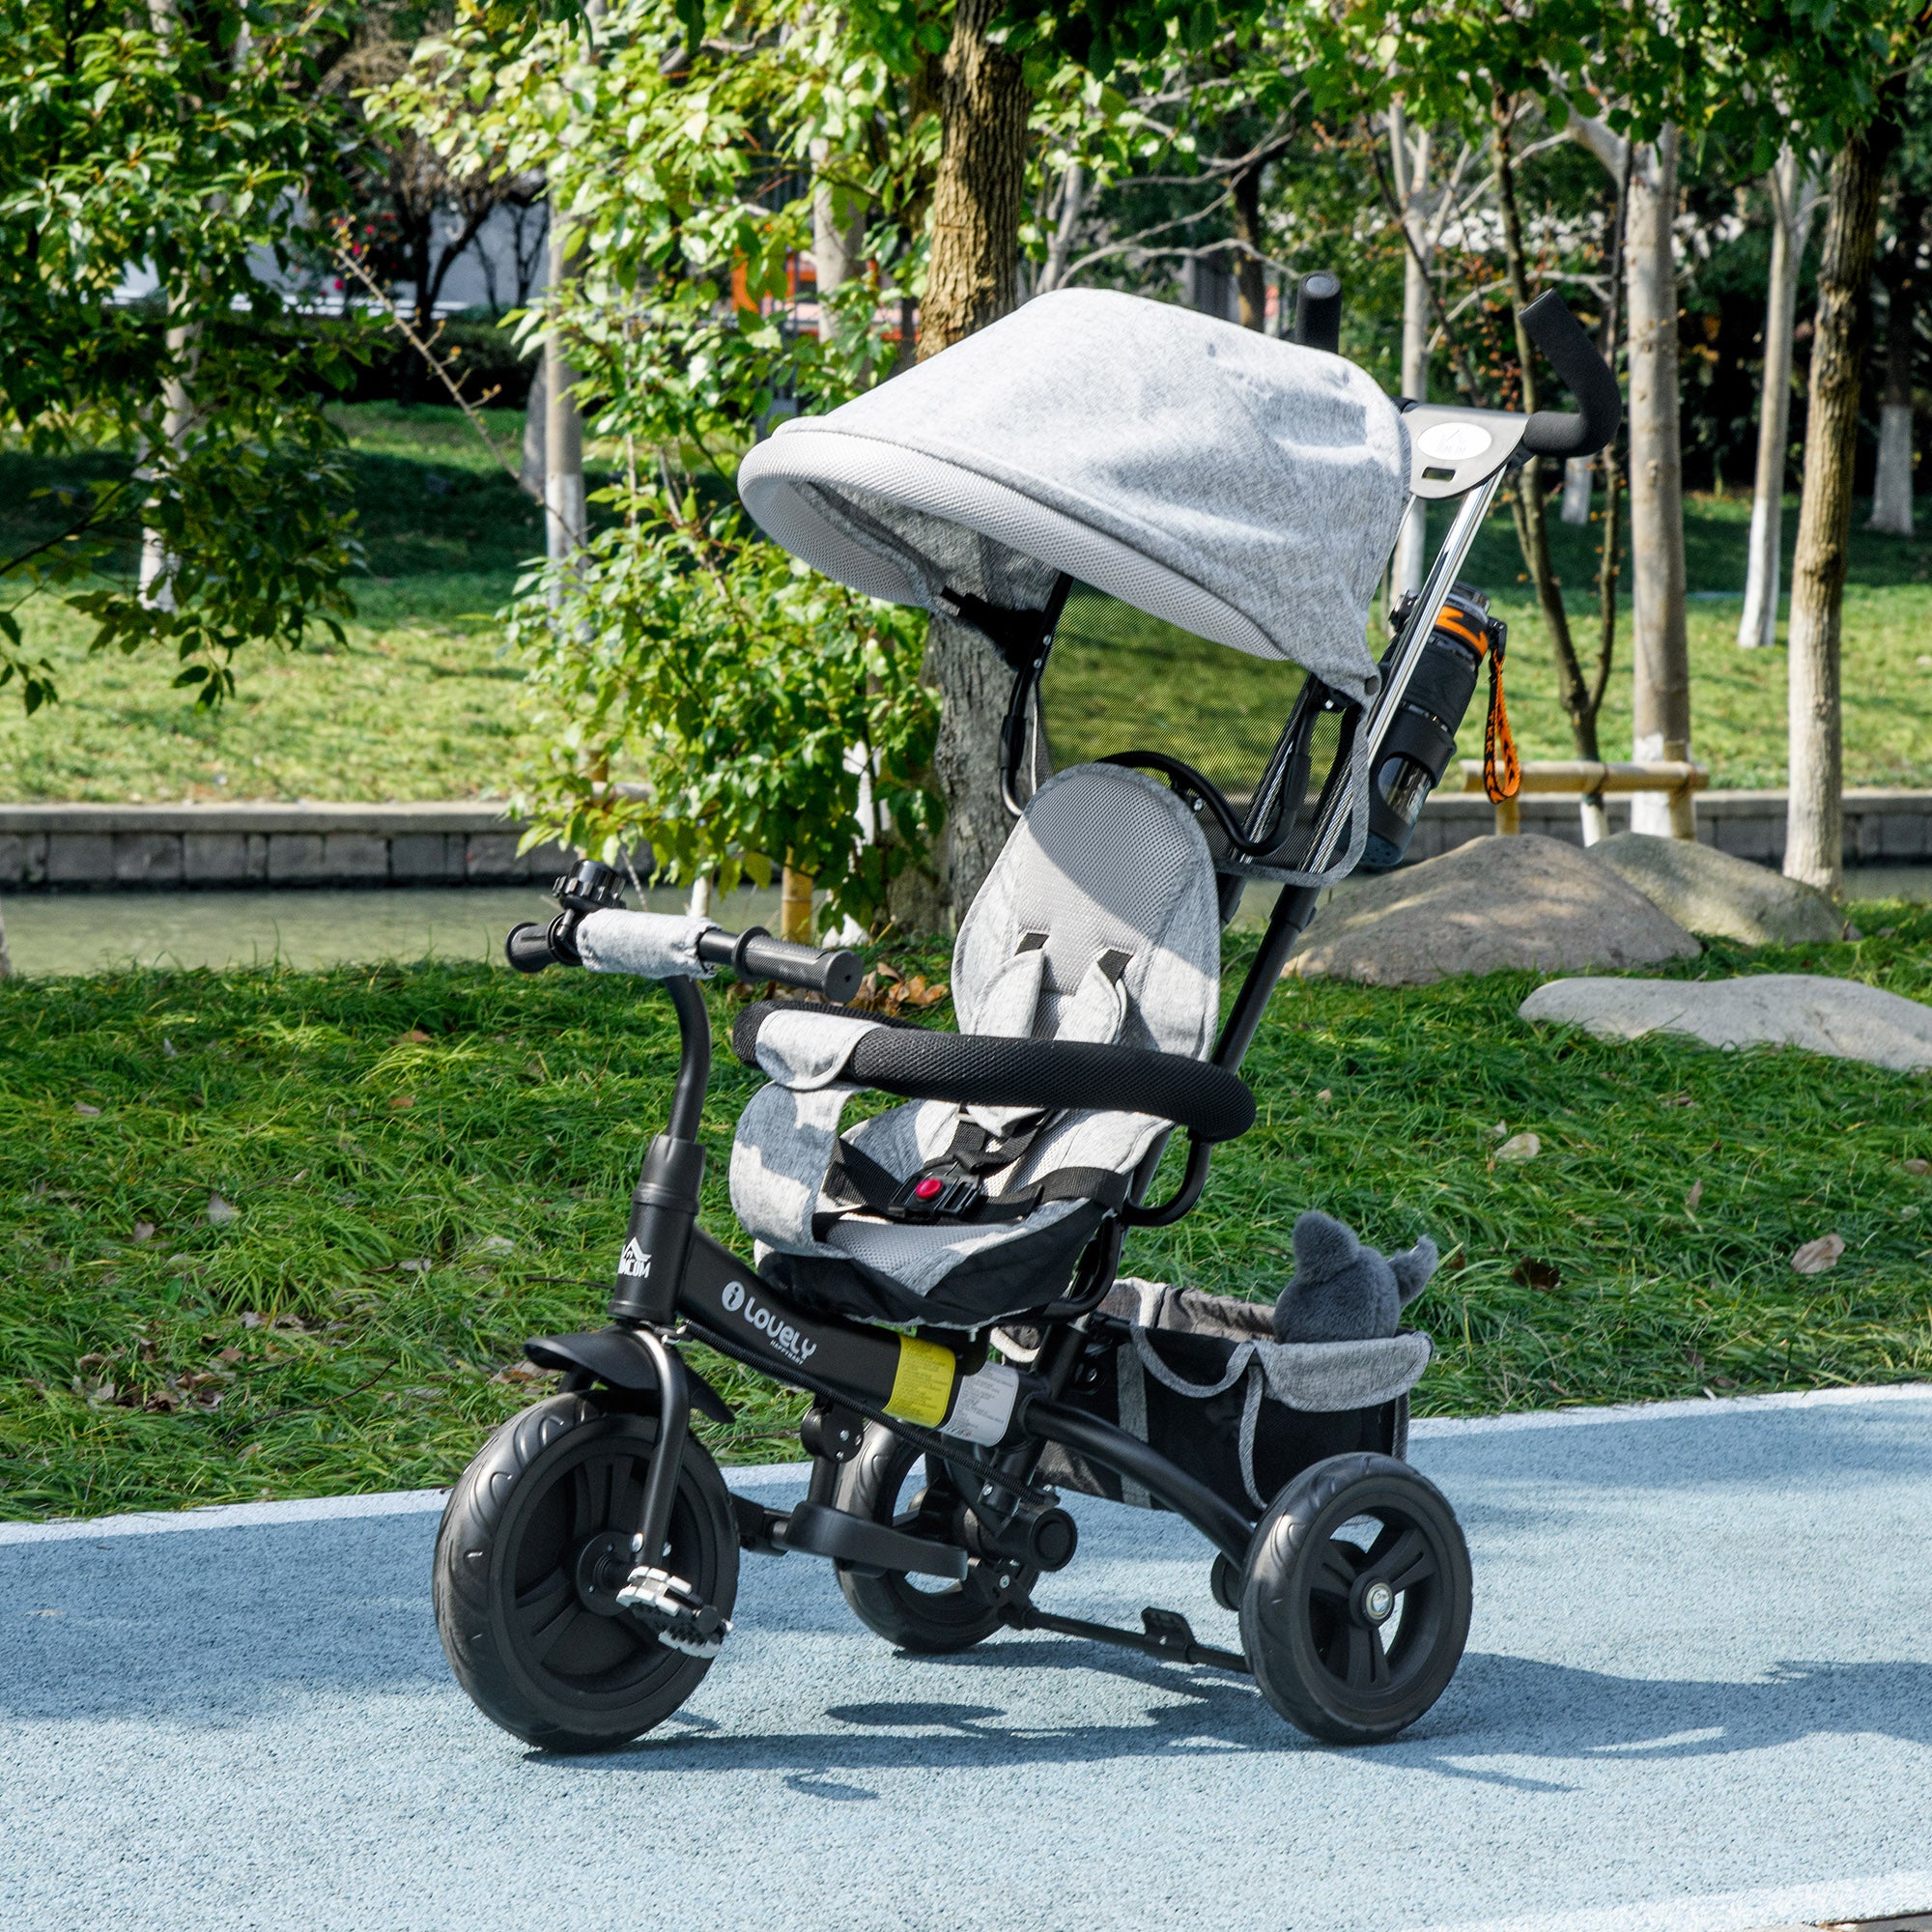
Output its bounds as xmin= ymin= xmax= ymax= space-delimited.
xmin=1108 ymin=1278 xmax=1434 ymax=1412
xmin=576 ymin=909 xmax=719 ymax=980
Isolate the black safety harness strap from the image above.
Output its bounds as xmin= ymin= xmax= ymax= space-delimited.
xmin=807 ymin=933 xmax=1137 ymax=1239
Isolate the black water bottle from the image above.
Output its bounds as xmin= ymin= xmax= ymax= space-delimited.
xmin=1359 ymin=585 xmax=1494 ymax=872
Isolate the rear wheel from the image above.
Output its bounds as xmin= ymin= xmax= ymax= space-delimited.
xmin=1239 ymin=1451 xmax=1470 ymax=1745
xmin=835 ymin=1424 xmax=1034 ymax=1653
xmin=434 ymin=1393 xmax=738 ymax=1751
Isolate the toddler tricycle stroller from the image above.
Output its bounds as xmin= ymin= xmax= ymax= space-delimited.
xmin=434 ymin=280 xmax=1618 ymax=1750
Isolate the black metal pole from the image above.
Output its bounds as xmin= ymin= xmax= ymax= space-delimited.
xmin=1020 ymin=1396 xmax=1253 ymax=1567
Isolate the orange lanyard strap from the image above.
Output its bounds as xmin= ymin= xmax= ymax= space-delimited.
xmin=1481 ymin=620 xmax=1520 ymax=804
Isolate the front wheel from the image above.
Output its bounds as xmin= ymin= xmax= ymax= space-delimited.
xmin=434 ymin=1393 xmax=739 ymax=1751
xmin=835 ymin=1424 xmax=1035 ymax=1653
xmin=1239 ymin=1452 xmax=1470 ymax=1746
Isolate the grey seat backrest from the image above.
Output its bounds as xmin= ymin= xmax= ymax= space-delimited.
xmin=953 ymin=762 xmax=1222 ymax=1059
xmin=727 ymin=762 xmax=1223 ymax=1321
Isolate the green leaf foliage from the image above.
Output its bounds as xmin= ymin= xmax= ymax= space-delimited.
xmin=0 ymin=0 xmax=367 ymax=712
xmin=379 ymin=0 xmax=944 ymax=927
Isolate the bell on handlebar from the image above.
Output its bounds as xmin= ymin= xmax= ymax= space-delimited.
xmin=1359 ymin=585 xmax=1500 ymax=874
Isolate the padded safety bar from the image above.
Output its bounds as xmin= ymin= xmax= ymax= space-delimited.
xmin=1519 ymin=292 xmax=1621 ymax=459
xmin=731 ymin=1001 xmax=1255 ymax=1145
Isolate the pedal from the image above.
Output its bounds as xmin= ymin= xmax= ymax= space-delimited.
xmin=616 ymin=1564 xmax=731 ymax=1658
xmin=1141 ymin=1606 xmax=1199 ymax=1658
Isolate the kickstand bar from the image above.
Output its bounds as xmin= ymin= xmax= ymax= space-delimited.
xmin=1009 ymin=1603 xmax=1251 ymax=1676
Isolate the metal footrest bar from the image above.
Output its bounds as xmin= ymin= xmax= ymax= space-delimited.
xmin=1010 ymin=1602 xmax=1250 ymax=1675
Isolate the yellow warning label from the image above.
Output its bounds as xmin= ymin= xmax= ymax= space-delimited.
xmin=885 ymin=1334 xmax=957 ymax=1427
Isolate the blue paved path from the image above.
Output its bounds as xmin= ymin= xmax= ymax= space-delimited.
xmin=4 ymin=1387 xmax=1931 ymax=1932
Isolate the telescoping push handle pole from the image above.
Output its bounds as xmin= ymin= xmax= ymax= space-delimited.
xmin=1216 ymin=291 xmax=1620 ymax=1075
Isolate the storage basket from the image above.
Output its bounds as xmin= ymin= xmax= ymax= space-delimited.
xmin=1023 ymin=1279 xmax=1432 ymax=1517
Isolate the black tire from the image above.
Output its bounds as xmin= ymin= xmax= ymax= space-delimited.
xmin=834 ymin=1423 xmax=1034 ymax=1653
xmin=1239 ymin=1451 xmax=1470 ymax=1746
xmin=434 ymin=1393 xmax=739 ymax=1751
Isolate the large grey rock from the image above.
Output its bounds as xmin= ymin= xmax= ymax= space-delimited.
xmin=1285 ymin=834 xmax=1699 ymax=986
xmin=1520 ymin=973 xmax=1932 ymax=1072
xmin=1584 ymin=832 xmax=1845 ymax=945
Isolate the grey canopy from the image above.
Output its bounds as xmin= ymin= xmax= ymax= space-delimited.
xmin=737 ymin=288 xmax=1410 ymax=702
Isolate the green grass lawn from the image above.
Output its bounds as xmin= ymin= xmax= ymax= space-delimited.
xmin=0 ymin=405 xmax=549 ymax=802
xmin=5 ymin=407 xmax=1932 ymax=800
xmin=5 ymin=905 xmax=1929 ymax=1521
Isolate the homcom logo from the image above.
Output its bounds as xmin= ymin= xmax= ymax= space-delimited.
xmin=720 ymin=1281 xmax=817 ymax=1369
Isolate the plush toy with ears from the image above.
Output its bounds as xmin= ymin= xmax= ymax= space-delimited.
xmin=1270 ymin=1210 xmax=1438 ymax=1344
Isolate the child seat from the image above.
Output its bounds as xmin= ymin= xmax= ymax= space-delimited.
xmin=729 ymin=761 xmax=1222 ymax=1328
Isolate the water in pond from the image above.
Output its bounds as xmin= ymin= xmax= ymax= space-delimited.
xmin=4 ymin=865 xmax=1925 ymax=979
xmin=3 ymin=885 xmax=782 ymax=978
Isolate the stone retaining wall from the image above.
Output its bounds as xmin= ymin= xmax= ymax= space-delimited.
xmin=1 ymin=789 xmax=1927 ymax=891
xmin=1405 ymin=787 xmax=1932 ymax=867
xmin=0 ymin=803 xmax=577 ymax=892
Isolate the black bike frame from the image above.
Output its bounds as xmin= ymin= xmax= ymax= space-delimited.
xmin=557 ymin=450 xmax=1520 ymax=1580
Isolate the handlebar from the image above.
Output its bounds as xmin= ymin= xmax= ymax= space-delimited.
xmin=505 ymin=913 xmax=861 ymax=1003
xmin=696 ymin=926 xmax=862 ymax=1004
xmin=506 ymin=919 xmax=565 ymax=974
xmin=1518 ymin=291 xmax=1621 ymax=459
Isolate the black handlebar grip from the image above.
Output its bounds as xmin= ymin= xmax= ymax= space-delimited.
xmin=1293 ymin=270 xmax=1342 ymax=355
xmin=505 ymin=921 xmax=558 ymax=974
xmin=1518 ymin=290 xmax=1622 ymax=459
xmin=730 ymin=930 xmax=863 ymax=1004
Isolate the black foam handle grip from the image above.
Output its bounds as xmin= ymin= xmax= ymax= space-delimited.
xmin=1293 ymin=270 xmax=1342 ymax=355
xmin=697 ymin=926 xmax=863 ymax=1003
xmin=1519 ymin=291 xmax=1622 ymax=458
xmin=505 ymin=921 xmax=559 ymax=974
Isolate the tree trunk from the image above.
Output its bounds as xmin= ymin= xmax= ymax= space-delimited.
xmin=1230 ymin=156 xmax=1267 ymax=331
xmin=1786 ymin=121 xmax=1898 ymax=895
xmin=138 ymin=313 xmax=196 ymax=611
xmin=543 ymin=11 xmax=603 ymax=584
xmin=781 ymin=863 xmax=815 ymax=943
xmin=1495 ymin=98 xmax=1598 ymax=765
xmin=1039 ymin=162 xmax=1086 ymax=293
xmin=916 ymin=0 xmax=1032 ymax=923
xmin=521 ymin=353 xmax=546 ymax=502
xmin=919 ymin=0 xmax=1028 ymax=356
xmin=1741 ymin=149 xmax=1823 ymax=647
xmin=811 ymin=139 xmax=867 ymax=319
xmin=1621 ymin=128 xmax=1691 ymax=835
xmin=1560 ymin=456 xmax=1593 ymax=524
xmin=138 ymin=0 xmax=193 ymax=608
xmin=543 ymin=226 xmax=586 ymax=580
xmin=1869 ymin=189 xmax=1923 ymax=536
xmin=1390 ymin=101 xmax=1432 ymax=600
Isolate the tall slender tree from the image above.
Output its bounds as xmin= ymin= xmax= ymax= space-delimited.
xmin=1787 ymin=109 xmax=1906 ymax=894
xmin=1868 ymin=184 xmax=1926 ymax=534
xmin=1739 ymin=149 xmax=1826 ymax=647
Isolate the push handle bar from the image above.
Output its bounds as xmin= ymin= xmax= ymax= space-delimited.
xmin=1293 ymin=270 xmax=1342 ymax=355
xmin=505 ymin=913 xmax=860 ymax=1003
xmin=696 ymin=926 xmax=862 ymax=1004
xmin=1518 ymin=291 xmax=1621 ymax=459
